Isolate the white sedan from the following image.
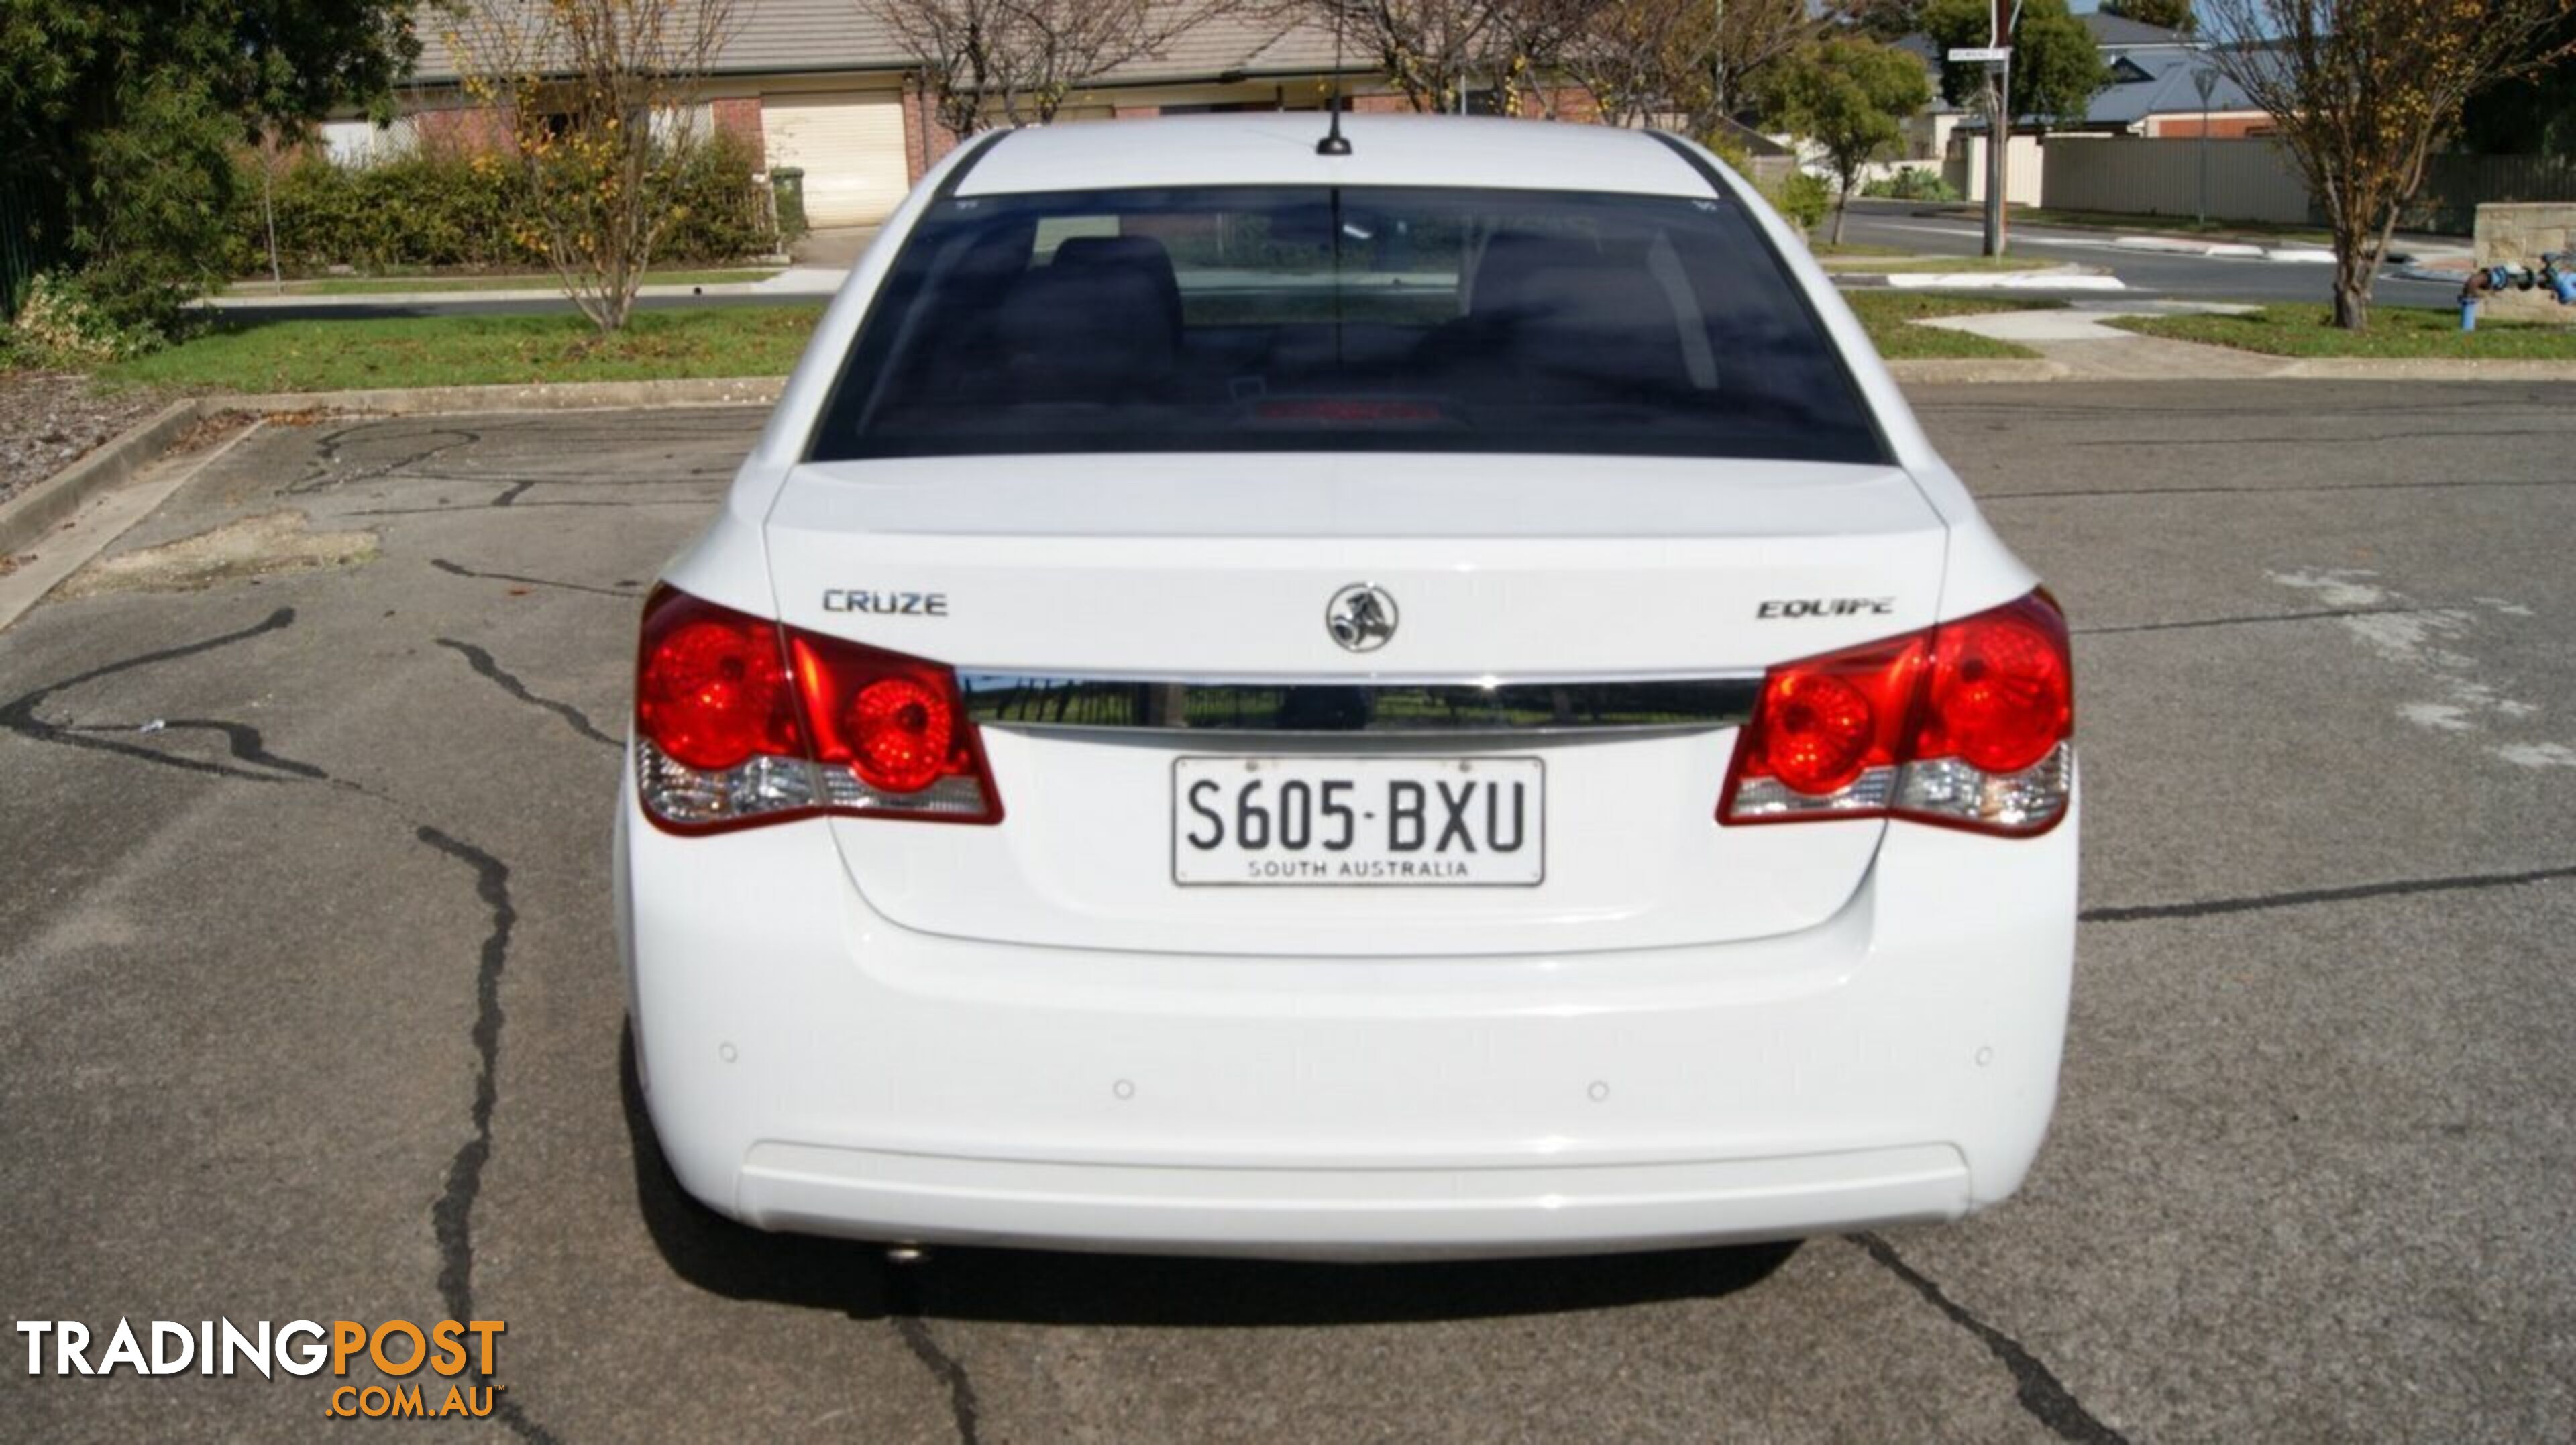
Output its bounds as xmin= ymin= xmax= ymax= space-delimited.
xmin=616 ymin=113 xmax=2076 ymax=1261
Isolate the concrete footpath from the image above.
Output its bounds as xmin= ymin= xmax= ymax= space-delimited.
xmin=1919 ymin=302 xmax=2576 ymax=382
xmin=207 ymin=266 xmax=849 ymax=313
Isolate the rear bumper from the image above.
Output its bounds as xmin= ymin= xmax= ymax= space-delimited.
xmin=739 ymin=1142 xmax=1968 ymax=1259
xmin=615 ymin=771 xmax=2077 ymax=1261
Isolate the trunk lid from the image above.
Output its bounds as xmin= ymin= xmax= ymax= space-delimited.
xmin=765 ymin=453 xmax=1945 ymax=956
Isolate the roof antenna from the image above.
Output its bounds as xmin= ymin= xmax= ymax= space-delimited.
xmin=1317 ymin=5 xmax=1352 ymax=156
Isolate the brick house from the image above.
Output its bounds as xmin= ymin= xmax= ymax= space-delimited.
xmin=390 ymin=5 xmax=1403 ymax=229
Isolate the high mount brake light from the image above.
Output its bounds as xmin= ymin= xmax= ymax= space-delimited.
xmin=633 ymin=586 xmax=1002 ymax=833
xmin=1721 ymin=591 xmax=2072 ymax=836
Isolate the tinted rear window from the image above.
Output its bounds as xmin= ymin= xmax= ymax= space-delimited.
xmin=810 ymin=185 xmax=1886 ymax=465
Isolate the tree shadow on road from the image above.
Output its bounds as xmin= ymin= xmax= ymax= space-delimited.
xmin=623 ymin=1028 xmax=1801 ymax=1328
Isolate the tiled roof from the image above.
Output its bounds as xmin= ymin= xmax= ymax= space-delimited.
xmin=2084 ymin=48 xmax=2268 ymax=125
xmin=2080 ymin=12 xmax=2191 ymax=49
xmin=410 ymin=1 xmax=1354 ymax=86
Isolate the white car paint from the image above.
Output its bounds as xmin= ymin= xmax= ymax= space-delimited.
xmin=618 ymin=115 xmax=2078 ymax=1260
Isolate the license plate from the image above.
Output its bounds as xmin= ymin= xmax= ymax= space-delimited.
xmin=1171 ymin=756 xmax=1544 ymax=886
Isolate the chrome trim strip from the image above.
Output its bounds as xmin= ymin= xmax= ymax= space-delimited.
xmin=960 ymin=674 xmax=1758 ymax=734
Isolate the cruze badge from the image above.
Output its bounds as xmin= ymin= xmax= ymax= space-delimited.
xmin=1326 ymin=583 xmax=1398 ymax=653
xmin=823 ymin=589 xmax=948 ymax=617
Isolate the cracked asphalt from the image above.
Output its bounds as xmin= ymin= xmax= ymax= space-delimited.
xmin=3 ymin=383 xmax=2572 ymax=1442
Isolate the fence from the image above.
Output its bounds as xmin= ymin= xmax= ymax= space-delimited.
xmin=2039 ymin=137 xmax=2314 ymax=226
xmin=2037 ymin=138 xmax=2576 ymax=237
xmin=2408 ymin=154 xmax=2576 ymax=236
xmin=1943 ymin=134 xmax=2047 ymax=208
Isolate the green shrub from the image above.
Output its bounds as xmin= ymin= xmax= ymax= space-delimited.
xmin=662 ymin=129 xmax=781 ymax=263
xmin=236 ymin=129 xmax=778 ymax=277
xmin=1701 ymin=132 xmax=1760 ymax=176
xmin=2 ymin=272 xmax=165 ymax=366
xmin=251 ymin=146 xmax=523 ymax=272
xmin=1766 ymin=171 xmax=1833 ymax=233
xmin=73 ymin=74 xmax=250 ymax=335
xmin=1861 ymin=166 xmax=1960 ymax=202
xmin=1695 ymin=135 xmax=1833 ymax=236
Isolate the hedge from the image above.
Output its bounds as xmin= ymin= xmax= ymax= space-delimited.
xmin=237 ymin=128 xmax=778 ymax=275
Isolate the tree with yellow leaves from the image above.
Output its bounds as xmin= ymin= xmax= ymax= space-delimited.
xmin=2201 ymin=0 xmax=2576 ymax=330
xmin=439 ymin=0 xmax=744 ymax=333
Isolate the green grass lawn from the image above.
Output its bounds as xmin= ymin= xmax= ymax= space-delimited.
xmin=2110 ymin=304 xmax=2576 ymax=359
xmin=107 ymin=306 xmax=826 ymax=393
xmin=1845 ymin=292 xmax=2059 ymax=360
xmin=224 ymin=268 xmax=781 ymax=297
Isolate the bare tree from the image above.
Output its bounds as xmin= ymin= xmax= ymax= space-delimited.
xmin=1703 ymin=0 xmax=1823 ymax=130
xmin=1557 ymin=0 xmax=1708 ymax=127
xmin=1304 ymin=0 xmax=1589 ymax=114
xmin=1481 ymin=0 xmax=1592 ymax=115
xmin=2200 ymin=0 xmax=2576 ymax=330
xmin=865 ymin=0 xmax=1233 ymax=137
xmin=438 ymin=0 xmax=743 ymax=333
xmin=1554 ymin=0 xmax=1821 ymax=133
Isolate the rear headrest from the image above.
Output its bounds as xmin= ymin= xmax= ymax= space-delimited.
xmin=992 ymin=262 xmax=1179 ymax=402
xmin=1468 ymin=232 xmax=1602 ymax=317
xmin=1049 ymin=235 xmax=1184 ymax=339
xmin=1464 ymin=239 xmax=1694 ymax=393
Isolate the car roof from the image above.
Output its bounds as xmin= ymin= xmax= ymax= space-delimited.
xmin=954 ymin=113 xmax=1718 ymax=201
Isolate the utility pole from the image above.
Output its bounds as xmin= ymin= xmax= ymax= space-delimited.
xmin=1988 ymin=0 xmax=2009 ymax=254
xmin=1955 ymin=0 xmax=2022 ymax=257
xmin=1984 ymin=72 xmax=2006 ymax=256
xmin=2193 ymin=66 xmax=2219 ymax=227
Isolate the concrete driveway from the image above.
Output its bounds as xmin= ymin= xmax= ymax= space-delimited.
xmin=3 ymin=384 xmax=2572 ymax=1440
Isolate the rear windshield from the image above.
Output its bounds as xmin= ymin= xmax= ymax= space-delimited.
xmin=809 ymin=184 xmax=1886 ymax=465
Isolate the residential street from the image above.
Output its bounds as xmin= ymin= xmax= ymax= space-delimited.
xmin=2 ymin=382 xmax=2571 ymax=1440
xmin=1832 ymin=199 xmax=2467 ymax=309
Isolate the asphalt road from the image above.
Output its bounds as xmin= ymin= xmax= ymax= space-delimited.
xmin=1833 ymin=199 xmax=2463 ymax=309
xmin=4 ymin=383 xmax=2573 ymax=1441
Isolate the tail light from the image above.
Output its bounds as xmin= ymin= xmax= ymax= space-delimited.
xmin=1721 ymin=591 xmax=2072 ymax=836
xmin=633 ymin=586 xmax=1001 ymax=833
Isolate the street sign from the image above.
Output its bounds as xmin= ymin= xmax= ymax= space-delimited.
xmin=1947 ymin=46 xmax=2012 ymax=62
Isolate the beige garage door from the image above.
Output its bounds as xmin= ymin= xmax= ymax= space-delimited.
xmin=761 ymin=96 xmax=909 ymax=227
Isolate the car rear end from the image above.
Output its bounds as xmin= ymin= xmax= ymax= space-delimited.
xmin=614 ymin=116 xmax=2077 ymax=1260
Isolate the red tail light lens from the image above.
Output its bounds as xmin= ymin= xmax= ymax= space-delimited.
xmin=1721 ymin=590 xmax=2072 ymax=836
xmin=850 ymin=678 xmax=954 ymax=792
xmin=1750 ymin=637 xmax=1925 ymax=797
xmin=1915 ymin=600 xmax=2072 ymax=775
xmin=638 ymin=604 xmax=800 ymax=771
xmin=788 ymin=633 xmax=999 ymax=820
xmin=632 ymin=586 xmax=1000 ymax=833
